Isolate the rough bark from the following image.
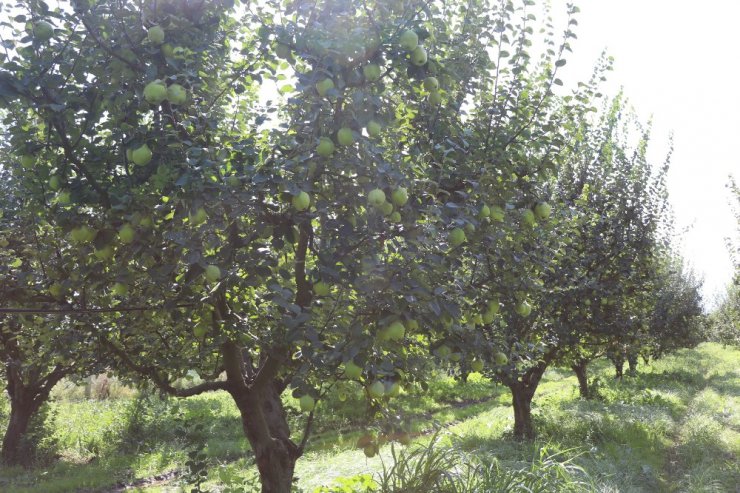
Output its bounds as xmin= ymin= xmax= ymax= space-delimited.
xmin=1 ymin=392 xmax=35 ymax=465
xmin=627 ymin=354 xmax=638 ymax=376
xmin=509 ymin=382 xmax=535 ymax=440
xmin=106 ymin=334 xmax=301 ymax=493
xmin=2 ymin=364 xmax=66 ymax=465
xmin=219 ymin=339 xmax=300 ymax=493
xmin=507 ymin=363 xmax=548 ymax=440
xmin=614 ymin=360 xmax=624 ymax=379
xmin=232 ymin=383 xmax=298 ymax=493
xmin=571 ymin=360 xmax=590 ymax=399
xmin=233 ymin=210 xmax=308 ymax=492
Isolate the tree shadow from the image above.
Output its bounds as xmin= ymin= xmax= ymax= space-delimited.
xmin=0 ymin=392 xmax=253 ymax=493
xmin=0 ymin=446 xmax=182 ymax=493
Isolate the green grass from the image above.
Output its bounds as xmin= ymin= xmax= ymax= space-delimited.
xmin=0 ymin=343 xmax=737 ymax=492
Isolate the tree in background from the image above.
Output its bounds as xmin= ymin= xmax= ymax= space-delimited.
xmin=645 ymin=259 xmax=705 ymax=361
xmin=0 ymin=165 xmax=101 ymax=465
xmin=548 ymin=90 xmax=675 ymax=387
xmin=710 ymin=284 xmax=740 ymax=346
xmin=454 ymin=79 xmax=693 ymax=433
xmin=727 ymin=178 xmax=740 ymax=273
xmin=707 ymin=177 xmax=740 ymax=345
xmin=415 ymin=0 xmax=592 ymax=439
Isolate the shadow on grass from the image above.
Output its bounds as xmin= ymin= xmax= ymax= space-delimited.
xmin=671 ymin=436 xmax=740 ymax=492
xmin=304 ymin=388 xmax=510 ymax=456
xmin=0 ymin=393 xmax=254 ymax=493
xmin=0 ymin=446 xmax=182 ymax=493
xmin=706 ymin=372 xmax=740 ymax=396
xmin=455 ymin=410 xmax=670 ymax=492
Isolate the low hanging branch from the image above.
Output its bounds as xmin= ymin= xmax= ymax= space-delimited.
xmin=0 ymin=303 xmax=194 ymax=315
xmin=101 ymin=338 xmax=228 ymax=398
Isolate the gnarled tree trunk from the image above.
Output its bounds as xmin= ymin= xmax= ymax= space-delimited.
xmin=2 ymin=364 xmax=66 ymax=465
xmin=571 ymin=360 xmax=590 ymax=399
xmin=507 ymin=363 xmax=548 ymax=441
xmin=232 ymin=382 xmax=299 ymax=493
xmin=2 ymin=390 xmax=35 ymax=465
xmin=614 ymin=360 xmax=624 ymax=379
xmin=218 ymin=338 xmax=302 ymax=493
xmin=107 ymin=336 xmax=303 ymax=493
xmin=627 ymin=353 xmax=638 ymax=376
xmin=509 ymin=381 xmax=536 ymax=440
xmin=608 ymin=351 xmax=625 ymax=380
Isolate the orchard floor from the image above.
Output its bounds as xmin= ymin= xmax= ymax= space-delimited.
xmin=0 ymin=343 xmax=737 ymax=492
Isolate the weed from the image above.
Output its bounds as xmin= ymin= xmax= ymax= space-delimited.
xmin=375 ymin=431 xmax=459 ymax=492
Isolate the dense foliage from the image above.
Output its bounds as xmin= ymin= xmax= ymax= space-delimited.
xmin=0 ymin=0 xmax=708 ymax=490
xmin=707 ymin=178 xmax=740 ymax=345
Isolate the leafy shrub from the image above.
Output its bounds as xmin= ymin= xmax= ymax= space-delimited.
xmin=106 ymin=393 xmax=176 ymax=453
xmin=50 ymin=375 xmax=137 ymax=401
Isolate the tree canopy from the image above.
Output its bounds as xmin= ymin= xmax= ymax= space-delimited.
xmin=0 ymin=0 xmax=708 ymax=489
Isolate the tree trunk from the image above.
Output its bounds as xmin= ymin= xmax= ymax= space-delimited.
xmin=627 ymin=354 xmax=638 ymax=376
xmin=571 ymin=361 xmax=590 ymax=399
xmin=505 ymin=359 xmax=551 ymax=440
xmin=509 ymin=382 xmax=536 ymax=440
xmin=232 ymin=382 xmax=299 ymax=493
xmin=2 ymin=363 xmax=66 ymax=466
xmin=613 ymin=359 xmax=624 ymax=379
xmin=2 ymin=363 xmax=70 ymax=465
xmin=2 ymin=387 xmax=38 ymax=466
xmin=84 ymin=375 xmax=93 ymax=399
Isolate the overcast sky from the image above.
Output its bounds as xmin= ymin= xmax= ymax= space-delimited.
xmin=550 ymin=0 xmax=738 ymax=306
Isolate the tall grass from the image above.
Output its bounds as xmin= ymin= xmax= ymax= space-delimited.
xmin=474 ymin=447 xmax=594 ymax=493
xmin=369 ymin=432 xmax=595 ymax=493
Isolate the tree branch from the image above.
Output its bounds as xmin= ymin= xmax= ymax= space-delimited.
xmin=297 ymin=410 xmax=315 ymax=455
xmin=46 ymin=112 xmax=112 ymax=209
xmin=250 ymin=351 xmax=285 ymax=390
xmin=0 ymin=303 xmax=194 ymax=315
xmin=101 ymin=338 xmax=227 ymax=397
xmin=294 ymin=220 xmax=313 ymax=308
xmin=79 ymin=16 xmax=144 ymax=72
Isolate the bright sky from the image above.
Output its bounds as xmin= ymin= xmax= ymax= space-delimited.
xmin=551 ymin=0 xmax=739 ymax=307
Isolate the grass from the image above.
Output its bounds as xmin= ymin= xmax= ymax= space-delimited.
xmin=0 ymin=342 xmax=737 ymax=492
